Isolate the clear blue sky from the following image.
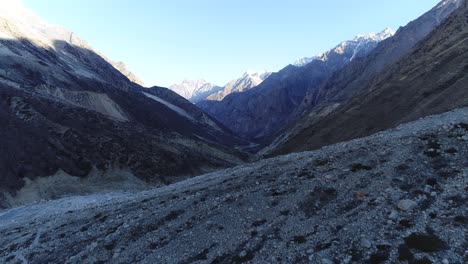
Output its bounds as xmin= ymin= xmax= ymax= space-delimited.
xmin=23 ymin=0 xmax=440 ymax=87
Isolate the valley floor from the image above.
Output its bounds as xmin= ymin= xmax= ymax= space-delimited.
xmin=0 ymin=108 xmax=467 ymax=263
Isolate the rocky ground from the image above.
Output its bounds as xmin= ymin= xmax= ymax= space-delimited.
xmin=0 ymin=108 xmax=467 ymax=264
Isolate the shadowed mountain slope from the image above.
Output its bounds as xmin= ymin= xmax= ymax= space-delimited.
xmin=0 ymin=4 xmax=249 ymax=207
xmin=266 ymin=0 xmax=468 ymax=156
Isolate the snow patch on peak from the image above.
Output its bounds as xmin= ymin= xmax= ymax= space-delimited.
xmin=243 ymin=70 xmax=271 ymax=81
xmin=205 ymin=70 xmax=272 ymax=101
xmin=353 ymin=27 xmax=395 ymax=42
xmin=293 ymin=56 xmax=320 ymax=67
xmin=432 ymin=0 xmax=463 ymax=23
xmin=169 ymin=79 xmax=221 ymax=102
xmin=244 ymin=70 xmax=271 ymax=85
xmin=294 ymin=28 xmax=394 ymax=67
xmin=436 ymin=0 xmax=463 ymax=8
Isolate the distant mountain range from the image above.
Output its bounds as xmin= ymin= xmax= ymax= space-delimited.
xmin=171 ymin=29 xmax=394 ymax=106
xmin=196 ymin=28 xmax=394 ymax=142
xmin=169 ymin=70 xmax=271 ymax=103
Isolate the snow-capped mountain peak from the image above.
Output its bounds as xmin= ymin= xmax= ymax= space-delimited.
xmin=170 ymin=70 xmax=272 ymax=103
xmin=242 ymin=70 xmax=271 ymax=85
xmin=169 ymin=79 xmax=222 ymax=102
xmin=294 ymin=28 xmax=395 ymax=67
xmin=204 ymin=70 xmax=272 ymax=101
xmin=293 ymin=56 xmax=320 ymax=67
xmin=353 ymin=27 xmax=395 ymax=42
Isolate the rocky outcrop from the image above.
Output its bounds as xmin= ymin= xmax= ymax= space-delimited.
xmin=0 ymin=107 xmax=466 ymax=263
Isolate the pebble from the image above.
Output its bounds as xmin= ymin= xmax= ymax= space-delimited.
xmin=321 ymin=258 xmax=333 ymax=264
xmin=360 ymin=238 xmax=372 ymax=248
xmin=442 ymin=259 xmax=449 ymax=264
xmin=389 ymin=210 xmax=399 ymax=219
xmin=398 ymin=199 xmax=417 ymax=211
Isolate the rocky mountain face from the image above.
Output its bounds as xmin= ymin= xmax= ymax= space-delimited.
xmin=169 ymin=79 xmax=223 ymax=103
xmin=265 ymin=0 xmax=467 ymax=157
xmin=205 ymin=70 xmax=272 ymax=101
xmin=197 ymin=29 xmax=393 ymax=142
xmin=1 ymin=107 xmax=466 ymax=263
xmin=0 ymin=1 xmax=249 ymax=208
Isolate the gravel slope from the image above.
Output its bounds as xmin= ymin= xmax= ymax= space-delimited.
xmin=0 ymin=108 xmax=467 ymax=264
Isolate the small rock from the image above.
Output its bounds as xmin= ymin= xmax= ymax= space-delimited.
xmin=389 ymin=210 xmax=399 ymax=219
xmin=321 ymin=258 xmax=333 ymax=264
xmin=376 ymin=197 xmax=386 ymax=203
xmin=442 ymin=259 xmax=449 ymax=264
xmin=248 ymin=207 xmax=254 ymax=212
xmin=430 ymin=192 xmax=437 ymax=197
xmin=360 ymin=238 xmax=372 ymax=248
xmin=239 ymin=251 xmax=247 ymax=258
xmin=398 ymin=199 xmax=417 ymax=211
xmin=353 ymin=191 xmax=365 ymax=201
